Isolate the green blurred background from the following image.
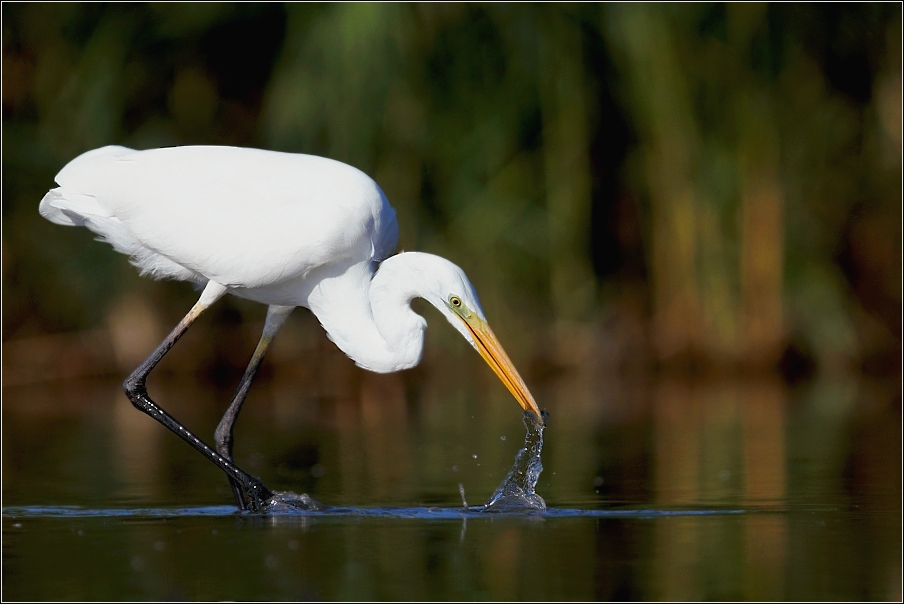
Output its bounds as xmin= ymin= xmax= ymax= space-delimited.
xmin=2 ymin=4 xmax=901 ymax=600
xmin=2 ymin=3 xmax=900 ymax=383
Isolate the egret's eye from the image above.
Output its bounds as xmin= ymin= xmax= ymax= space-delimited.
xmin=449 ymin=296 xmax=462 ymax=308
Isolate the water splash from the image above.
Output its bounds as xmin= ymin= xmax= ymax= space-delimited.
xmin=480 ymin=410 xmax=548 ymax=512
xmin=261 ymin=491 xmax=325 ymax=513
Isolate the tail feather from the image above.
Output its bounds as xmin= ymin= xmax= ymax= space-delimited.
xmin=38 ymin=186 xmax=199 ymax=282
xmin=39 ymin=188 xmax=110 ymax=226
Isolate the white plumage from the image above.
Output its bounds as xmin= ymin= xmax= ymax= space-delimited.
xmin=41 ymin=145 xmax=396 ymax=291
xmin=40 ymin=145 xmax=540 ymax=511
xmin=40 ymin=145 xmax=540 ymax=399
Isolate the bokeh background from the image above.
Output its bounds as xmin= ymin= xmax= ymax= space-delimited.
xmin=2 ymin=4 xmax=901 ymax=601
xmin=3 ymin=3 xmax=901 ymax=378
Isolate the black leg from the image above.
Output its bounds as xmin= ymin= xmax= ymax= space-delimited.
xmin=214 ymin=305 xmax=293 ymax=509
xmin=121 ymin=282 xmax=273 ymax=512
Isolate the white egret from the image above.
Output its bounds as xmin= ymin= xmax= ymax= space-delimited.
xmin=40 ymin=145 xmax=541 ymax=511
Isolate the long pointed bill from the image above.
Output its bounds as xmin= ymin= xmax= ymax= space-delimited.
xmin=455 ymin=313 xmax=542 ymax=417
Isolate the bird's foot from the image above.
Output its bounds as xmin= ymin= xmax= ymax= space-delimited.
xmin=235 ymin=474 xmax=325 ymax=513
xmin=236 ymin=475 xmax=275 ymax=513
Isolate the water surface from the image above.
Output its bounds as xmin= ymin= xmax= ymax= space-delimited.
xmin=3 ymin=372 xmax=900 ymax=600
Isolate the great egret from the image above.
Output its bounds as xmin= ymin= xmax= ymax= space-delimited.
xmin=39 ymin=145 xmax=541 ymax=512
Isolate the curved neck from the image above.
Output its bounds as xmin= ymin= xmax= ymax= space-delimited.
xmin=306 ymin=257 xmax=427 ymax=373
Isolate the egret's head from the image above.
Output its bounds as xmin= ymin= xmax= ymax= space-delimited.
xmin=391 ymin=252 xmax=541 ymax=417
xmin=411 ymin=258 xmax=485 ymax=345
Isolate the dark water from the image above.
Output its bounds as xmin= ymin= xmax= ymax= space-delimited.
xmin=3 ymin=371 xmax=901 ymax=600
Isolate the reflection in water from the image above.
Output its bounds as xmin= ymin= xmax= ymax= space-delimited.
xmin=2 ymin=371 xmax=900 ymax=600
xmin=741 ymin=379 xmax=787 ymax=505
xmin=358 ymin=372 xmax=412 ymax=500
xmin=259 ymin=408 xmax=550 ymax=514
xmin=741 ymin=380 xmax=787 ymax=601
xmin=651 ymin=378 xmax=793 ymax=599
xmin=111 ymin=395 xmax=163 ymax=500
xmin=653 ymin=379 xmax=701 ymax=506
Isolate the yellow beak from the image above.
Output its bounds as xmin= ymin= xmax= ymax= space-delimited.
xmin=451 ymin=306 xmax=542 ymax=417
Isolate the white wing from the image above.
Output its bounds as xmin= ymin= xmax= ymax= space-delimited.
xmin=42 ymin=146 xmax=399 ymax=289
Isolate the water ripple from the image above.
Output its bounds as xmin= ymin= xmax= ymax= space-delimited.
xmin=3 ymin=504 xmax=747 ymax=520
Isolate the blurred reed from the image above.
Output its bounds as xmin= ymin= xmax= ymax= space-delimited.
xmin=2 ymin=3 xmax=900 ymax=387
